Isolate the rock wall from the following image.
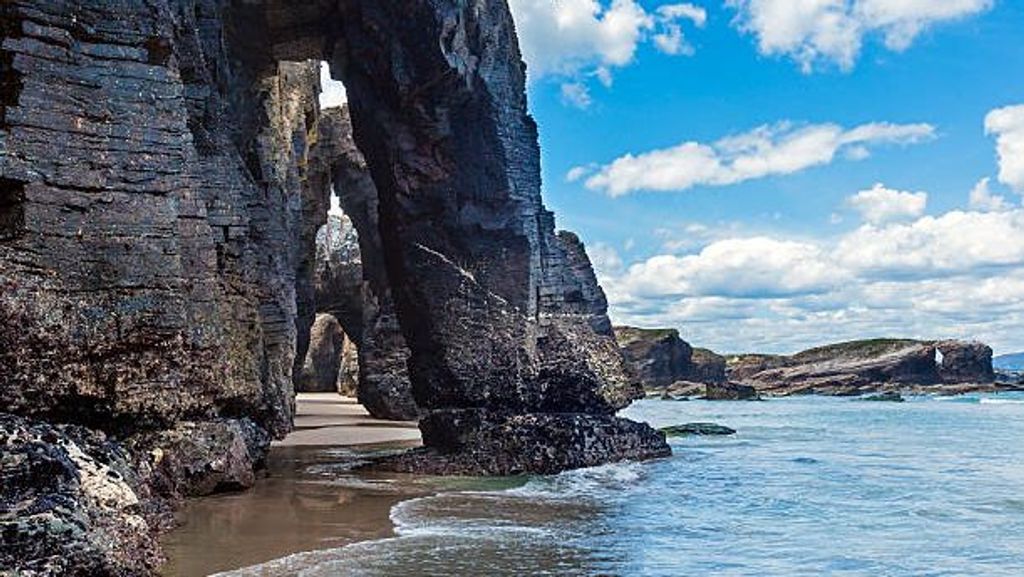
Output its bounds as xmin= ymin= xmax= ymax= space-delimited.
xmin=615 ymin=327 xmax=694 ymax=389
xmin=2 ymin=0 xmax=662 ymax=483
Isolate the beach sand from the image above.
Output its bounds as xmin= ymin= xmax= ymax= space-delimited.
xmin=160 ymin=394 xmax=424 ymax=577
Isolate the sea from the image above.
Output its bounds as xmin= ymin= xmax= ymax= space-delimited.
xmin=207 ymin=393 xmax=1024 ymax=576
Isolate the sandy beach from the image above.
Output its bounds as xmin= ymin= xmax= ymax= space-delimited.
xmin=160 ymin=394 xmax=423 ymax=577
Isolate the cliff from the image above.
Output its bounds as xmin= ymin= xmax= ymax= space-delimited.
xmin=614 ymin=326 xmax=727 ymax=389
xmin=728 ymin=339 xmax=998 ymax=396
xmin=1 ymin=1 xmax=668 ymax=573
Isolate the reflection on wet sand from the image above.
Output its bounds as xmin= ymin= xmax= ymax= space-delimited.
xmin=160 ymin=443 xmax=424 ymax=577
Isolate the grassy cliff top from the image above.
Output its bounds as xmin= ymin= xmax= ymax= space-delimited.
xmin=791 ymin=339 xmax=924 ymax=362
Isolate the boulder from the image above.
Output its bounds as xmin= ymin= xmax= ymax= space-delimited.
xmin=706 ymin=382 xmax=760 ymax=401
xmin=661 ymin=423 xmax=736 ymax=436
xmin=296 ymin=314 xmax=347 ymax=393
xmin=123 ymin=419 xmax=270 ymax=499
xmin=0 ymin=414 xmax=161 ymax=577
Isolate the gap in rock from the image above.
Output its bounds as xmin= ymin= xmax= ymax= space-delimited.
xmin=0 ymin=178 xmax=25 ymax=241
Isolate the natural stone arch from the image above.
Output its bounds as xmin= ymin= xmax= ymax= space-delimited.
xmin=0 ymin=0 xmax=667 ymax=476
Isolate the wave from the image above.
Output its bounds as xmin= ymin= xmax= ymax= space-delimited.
xmin=213 ymin=461 xmax=639 ymax=576
xmin=979 ymin=398 xmax=1024 ymax=405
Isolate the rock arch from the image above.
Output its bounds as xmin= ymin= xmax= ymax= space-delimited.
xmin=0 ymin=0 xmax=667 ymax=476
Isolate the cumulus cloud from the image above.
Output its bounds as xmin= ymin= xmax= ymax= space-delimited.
xmin=837 ymin=209 xmax=1024 ymax=277
xmin=846 ymin=183 xmax=927 ymax=223
xmin=985 ymin=104 xmax=1024 ymax=192
xmin=969 ymin=177 xmax=1011 ymax=212
xmin=318 ymin=62 xmax=348 ymax=109
xmin=726 ymin=0 xmax=992 ymax=72
xmin=508 ymin=0 xmax=705 ymax=103
xmin=591 ymin=205 xmax=1024 ymax=354
xmin=612 ymin=237 xmax=841 ymax=299
xmin=575 ymin=120 xmax=935 ymax=196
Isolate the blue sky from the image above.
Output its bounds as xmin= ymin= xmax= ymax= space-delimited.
xmin=507 ymin=0 xmax=1024 ymax=354
xmin=324 ymin=1 xmax=1024 ymax=355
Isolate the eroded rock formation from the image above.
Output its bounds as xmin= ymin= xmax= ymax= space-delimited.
xmin=615 ymin=326 xmax=727 ymax=390
xmin=1 ymin=2 xmax=666 ymax=569
xmin=728 ymin=339 xmax=999 ymax=396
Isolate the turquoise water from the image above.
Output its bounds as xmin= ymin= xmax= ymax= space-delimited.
xmin=220 ymin=394 xmax=1024 ymax=576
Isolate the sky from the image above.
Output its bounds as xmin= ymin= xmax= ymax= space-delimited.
xmin=321 ymin=1 xmax=1024 ymax=355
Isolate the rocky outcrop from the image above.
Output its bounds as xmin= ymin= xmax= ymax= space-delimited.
xmin=0 ymin=414 xmax=163 ymax=576
xmin=616 ymin=327 xmax=693 ymax=389
xmin=313 ymin=153 xmax=417 ymax=420
xmin=376 ymin=410 xmax=670 ymax=476
xmin=706 ymin=382 xmax=760 ymax=401
xmin=728 ymin=339 xmax=997 ymax=396
xmin=124 ymin=419 xmax=270 ymax=499
xmin=661 ymin=423 xmax=736 ymax=436
xmin=1 ymin=2 xmax=666 ymax=570
xmin=688 ymin=348 xmax=727 ymax=383
xmin=337 ymin=333 xmax=359 ymax=397
xmin=936 ymin=340 xmax=995 ymax=383
xmin=615 ymin=326 xmax=727 ymax=389
xmin=296 ymin=313 xmax=352 ymax=394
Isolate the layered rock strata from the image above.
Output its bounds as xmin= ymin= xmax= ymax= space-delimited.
xmin=1 ymin=5 xmax=665 ymax=572
xmin=728 ymin=339 xmax=998 ymax=396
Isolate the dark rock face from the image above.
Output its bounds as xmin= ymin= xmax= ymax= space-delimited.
xmin=0 ymin=414 xmax=162 ymax=577
xmin=729 ymin=339 xmax=996 ymax=396
xmin=296 ymin=313 xmax=348 ymax=393
xmin=615 ymin=327 xmax=694 ymax=389
xmin=0 ymin=1 xmax=337 ymax=439
xmin=706 ymin=382 xmax=760 ymax=401
xmin=688 ymin=348 xmax=727 ymax=383
xmin=375 ymin=410 xmax=670 ymax=476
xmin=3 ymin=0 xmax=658 ymax=502
xmin=936 ymin=340 xmax=995 ymax=383
xmin=615 ymin=326 xmax=727 ymax=389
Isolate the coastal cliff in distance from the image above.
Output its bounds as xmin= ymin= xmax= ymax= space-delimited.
xmin=727 ymin=339 xmax=999 ymax=396
xmin=616 ymin=329 xmax=1011 ymax=398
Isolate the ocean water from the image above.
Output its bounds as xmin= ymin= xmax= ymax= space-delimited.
xmin=217 ymin=394 xmax=1024 ymax=576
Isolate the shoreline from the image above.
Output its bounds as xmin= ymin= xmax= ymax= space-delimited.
xmin=160 ymin=394 xmax=425 ymax=577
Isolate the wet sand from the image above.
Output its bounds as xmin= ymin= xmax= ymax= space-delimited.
xmin=160 ymin=394 xmax=424 ymax=577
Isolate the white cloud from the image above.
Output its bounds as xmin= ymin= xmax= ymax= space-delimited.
xmin=727 ymin=0 xmax=992 ymax=72
xmin=594 ymin=205 xmax=1024 ymax=354
xmin=985 ymin=104 xmax=1024 ymax=192
xmin=846 ymin=183 xmax=927 ymax=224
xmin=609 ymin=237 xmax=840 ymax=300
xmin=560 ymin=82 xmax=593 ymax=109
xmin=577 ymin=120 xmax=934 ymax=196
xmin=969 ymin=177 xmax=1011 ymax=212
xmin=508 ymin=0 xmax=705 ymax=93
xmin=318 ymin=62 xmax=348 ymax=109
xmin=837 ymin=209 xmax=1024 ymax=276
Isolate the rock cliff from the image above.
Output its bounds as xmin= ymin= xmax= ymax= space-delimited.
xmin=614 ymin=326 xmax=727 ymax=389
xmin=1 ymin=2 xmax=666 ymax=571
